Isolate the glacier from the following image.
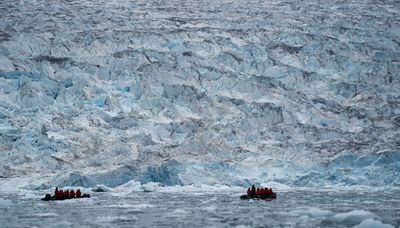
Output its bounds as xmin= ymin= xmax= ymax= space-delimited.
xmin=0 ymin=0 xmax=399 ymax=190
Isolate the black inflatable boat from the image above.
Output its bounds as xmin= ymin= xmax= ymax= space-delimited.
xmin=41 ymin=194 xmax=91 ymax=201
xmin=240 ymin=193 xmax=277 ymax=200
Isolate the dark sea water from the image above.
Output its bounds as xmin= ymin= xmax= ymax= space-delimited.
xmin=0 ymin=189 xmax=399 ymax=227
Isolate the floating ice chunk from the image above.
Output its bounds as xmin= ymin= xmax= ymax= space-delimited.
xmin=117 ymin=180 xmax=142 ymax=190
xmin=290 ymin=207 xmax=333 ymax=218
xmin=129 ymin=203 xmax=154 ymax=209
xmin=352 ymin=219 xmax=394 ymax=228
xmin=92 ymin=184 xmax=112 ymax=192
xmin=141 ymin=182 xmax=163 ymax=192
xmin=105 ymin=203 xmax=154 ymax=209
xmin=105 ymin=203 xmax=154 ymax=216
xmin=34 ymin=213 xmax=59 ymax=217
xmin=0 ymin=198 xmax=12 ymax=208
xmin=324 ymin=210 xmax=379 ymax=226
xmin=201 ymin=205 xmax=217 ymax=211
xmin=166 ymin=209 xmax=189 ymax=217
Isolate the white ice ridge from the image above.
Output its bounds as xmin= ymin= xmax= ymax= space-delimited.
xmin=0 ymin=0 xmax=399 ymax=188
xmin=289 ymin=208 xmax=394 ymax=227
xmin=353 ymin=219 xmax=394 ymax=228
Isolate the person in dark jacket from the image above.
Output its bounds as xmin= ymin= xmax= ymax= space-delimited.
xmin=76 ymin=189 xmax=81 ymax=198
xmin=251 ymin=185 xmax=256 ymax=196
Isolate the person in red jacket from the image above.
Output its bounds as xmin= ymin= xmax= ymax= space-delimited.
xmin=55 ymin=188 xmax=60 ymax=199
xmin=70 ymin=190 xmax=75 ymax=198
xmin=58 ymin=190 xmax=63 ymax=199
xmin=261 ymin=188 xmax=266 ymax=196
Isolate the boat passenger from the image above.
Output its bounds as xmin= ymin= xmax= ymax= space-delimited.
xmin=260 ymin=188 xmax=265 ymax=196
xmin=251 ymin=185 xmax=256 ymax=196
xmin=76 ymin=189 xmax=81 ymax=198
xmin=58 ymin=190 xmax=63 ymax=199
xmin=54 ymin=187 xmax=58 ymax=197
xmin=247 ymin=188 xmax=251 ymax=196
xmin=70 ymin=190 xmax=75 ymax=198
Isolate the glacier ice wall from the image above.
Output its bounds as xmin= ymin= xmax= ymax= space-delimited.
xmin=0 ymin=0 xmax=399 ymax=188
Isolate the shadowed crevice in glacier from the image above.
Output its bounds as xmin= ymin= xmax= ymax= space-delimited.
xmin=36 ymin=160 xmax=184 ymax=189
xmin=139 ymin=160 xmax=184 ymax=186
xmin=294 ymin=151 xmax=400 ymax=187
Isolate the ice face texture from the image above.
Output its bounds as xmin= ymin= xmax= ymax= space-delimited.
xmin=0 ymin=0 xmax=399 ymax=187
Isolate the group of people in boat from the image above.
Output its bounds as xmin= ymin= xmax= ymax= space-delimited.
xmin=247 ymin=184 xmax=274 ymax=196
xmin=54 ymin=187 xmax=84 ymax=199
